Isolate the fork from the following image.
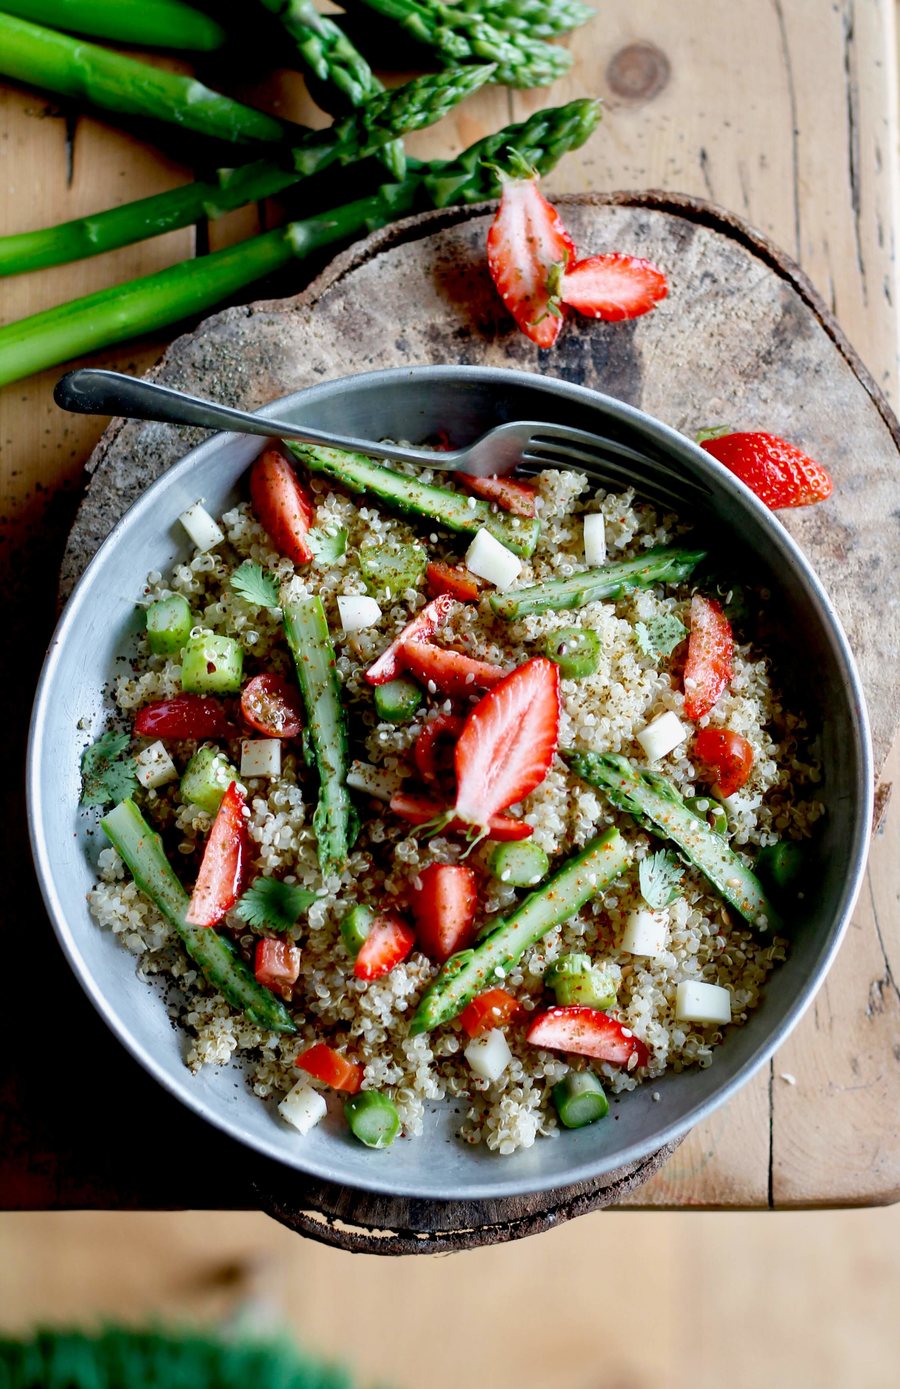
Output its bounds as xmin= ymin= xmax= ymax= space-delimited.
xmin=54 ymin=367 xmax=705 ymax=506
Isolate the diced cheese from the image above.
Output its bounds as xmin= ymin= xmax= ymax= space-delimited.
xmin=240 ymin=738 xmax=282 ymax=779
xmin=337 ymin=594 xmax=382 ymax=633
xmin=675 ymin=980 xmax=732 ymax=1026
xmin=464 ymin=1027 xmax=513 ymax=1082
xmin=583 ymin=513 xmax=607 ymax=566
xmin=278 ymin=1081 xmax=327 ymax=1135
xmin=346 ymin=760 xmax=405 ymax=802
xmin=134 ymin=740 xmax=178 ymax=790
xmin=636 ymin=710 xmax=687 ymax=761
xmin=178 ymin=501 xmax=224 ymax=553
xmin=620 ymin=908 xmax=669 ymax=957
xmin=464 ymin=528 xmax=522 ymax=590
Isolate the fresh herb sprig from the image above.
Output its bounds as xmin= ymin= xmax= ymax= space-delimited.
xmin=634 ymin=613 xmax=687 ymax=660
xmin=638 ymin=849 xmax=684 ymax=909
xmin=80 ymin=731 xmax=139 ymax=807
xmin=230 ymin=561 xmax=281 ymax=611
xmin=235 ymin=876 xmax=319 ymax=933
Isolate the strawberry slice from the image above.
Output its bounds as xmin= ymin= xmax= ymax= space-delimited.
xmin=390 ymin=792 xmax=533 ymax=842
xmin=365 ymin=594 xmax=454 ymax=685
xmin=683 ymin=595 xmax=734 ymax=721
xmin=296 ymin=1042 xmax=362 ymax=1093
xmin=400 ymin=642 xmax=508 ymax=700
xmin=249 ymin=448 xmax=316 ymax=565
xmin=254 ymin=938 xmax=301 ymax=992
xmin=700 ymin=431 xmax=833 ymax=508
xmin=526 ymin=1006 xmax=650 ymax=1069
xmin=134 ymin=693 xmax=232 ymax=741
xmin=413 ymin=711 xmax=465 ymax=792
xmin=457 ymin=474 xmax=538 ymax=517
xmin=426 ymin=561 xmax=481 ymax=603
xmin=353 ymin=911 xmax=416 ymax=981
xmin=486 ymin=170 xmax=575 ymax=349
xmin=186 ymin=781 xmax=249 ymax=927
xmin=694 ymin=727 xmax=754 ymax=798
xmin=410 ymin=863 xmax=478 ymax=964
xmin=560 ymin=253 xmax=668 ymax=322
xmin=459 ymin=987 xmax=522 ymax=1038
xmin=453 ymin=657 xmax=560 ymax=830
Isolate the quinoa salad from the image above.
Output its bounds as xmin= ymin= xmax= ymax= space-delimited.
xmin=82 ymin=440 xmax=822 ymax=1156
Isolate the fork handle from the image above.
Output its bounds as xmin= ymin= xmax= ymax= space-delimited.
xmin=53 ymin=368 xmax=454 ymax=467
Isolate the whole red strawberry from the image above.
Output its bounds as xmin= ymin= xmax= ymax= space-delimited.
xmin=700 ymin=432 xmax=833 ymax=508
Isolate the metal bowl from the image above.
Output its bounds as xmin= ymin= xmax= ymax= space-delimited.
xmin=28 ymin=366 xmax=872 ymax=1201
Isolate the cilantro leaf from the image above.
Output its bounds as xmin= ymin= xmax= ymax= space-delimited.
xmin=638 ymin=850 xmax=684 ymax=909
xmin=80 ymin=731 xmax=139 ymax=807
xmin=307 ymin=528 xmax=348 ymax=565
xmin=634 ymin=614 xmax=688 ymax=660
xmin=235 ymin=877 xmax=319 ymax=933
xmin=230 ymin=561 xmax=280 ymax=611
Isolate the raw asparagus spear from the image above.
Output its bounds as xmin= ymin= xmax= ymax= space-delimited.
xmin=257 ymin=0 xmax=405 ymax=178
xmin=450 ymin=0 xmax=595 ymax=40
xmin=0 ymin=97 xmax=601 ymax=386
xmin=0 ymin=62 xmax=492 ymax=277
xmin=282 ymin=595 xmax=359 ymax=877
xmin=566 ymin=752 xmax=782 ymax=931
xmin=100 ymin=799 xmax=296 ymax=1033
xmin=0 ymin=11 xmax=292 ymax=145
xmin=409 ymin=828 xmax=630 ymax=1033
xmin=490 ymin=547 xmax=707 ymax=621
xmin=286 ymin=443 xmax=541 ymax=559
xmin=1 ymin=0 xmax=227 ymax=49
xmin=350 ymin=0 xmax=572 ymax=87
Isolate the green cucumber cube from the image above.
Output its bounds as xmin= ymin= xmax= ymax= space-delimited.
xmin=181 ymin=633 xmax=243 ymax=694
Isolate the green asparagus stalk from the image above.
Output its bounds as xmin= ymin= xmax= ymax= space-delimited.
xmin=257 ymin=0 xmax=405 ymax=179
xmin=490 ymin=548 xmax=708 ymax=621
xmin=350 ymin=0 xmax=572 ymax=87
xmin=0 ymin=10 xmax=293 ymax=145
xmin=0 ymin=64 xmax=493 ymax=277
xmin=449 ymin=0 xmax=595 ymax=40
xmin=0 ymin=98 xmax=601 ymax=387
xmin=0 ymin=0 xmax=227 ymax=50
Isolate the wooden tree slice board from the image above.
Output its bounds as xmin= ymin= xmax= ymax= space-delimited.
xmin=62 ymin=193 xmax=900 ymax=1250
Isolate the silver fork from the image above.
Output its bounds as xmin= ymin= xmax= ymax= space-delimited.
xmin=54 ymin=367 xmax=705 ymax=505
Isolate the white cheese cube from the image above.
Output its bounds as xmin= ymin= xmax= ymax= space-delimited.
xmin=464 ymin=527 xmax=522 ymax=590
xmin=346 ymin=760 xmax=405 ymax=802
xmin=675 ymin=980 xmax=732 ymax=1026
xmin=240 ymin=738 xmax=282 ymax=779
xmin=337 ymin=594 xmax=382 ymax=633
xmin=464 ymin=1027 xmax=513 ymax=1082
xmin=178 ymin=501 xmax=224 ymax=552
xmin=583 ymin=513 xmax=607 ymax=566
xmin=134 ymin=740 xmax=178 ymax=789
xmin=636 ymin=710 xmax=687 ymax=761
xmin=621 ymin=908 xmax=669 ymax=957
xmin=278 ymin=1081 xmax=327 ymax=1135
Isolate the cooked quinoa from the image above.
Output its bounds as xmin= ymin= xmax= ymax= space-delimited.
xmin=87 ymin=466 xmax=822 ymax=1155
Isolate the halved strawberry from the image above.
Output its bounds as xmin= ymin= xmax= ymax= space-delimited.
xmin=457 ymin=474 xmax=538 ymax=517
xmin=694 ymin=727 xmax=754 ymax=798
xmin=400 ymin=642 xmax=508 ymax=700
xmin=453 ymin=657 xmax=560 ymax=830
xmin=486 ymin=170 xmax=575 ymax=349
xmin=353 ymin=912 xmax=416 ymax=981
xmin=296 ymin=1042 xmax=362 ymax=1093
xmin=254 ymin=937 xmax=301 ymax=992
xmin=134 ymin=693 xmax=232 ymax=741
xmin=426 ymin=561 xmax=481 ymax=603
xmin=240 ymin=673 xmax=303 ymax=738
xmin=365 ymin=594 xmax=454 ymax=685
xmin=186 ymin=781 xmax=249 ymax=927
xmin=249 ymin=448 xmax=316 ymax=565
xmin=560 ymin=253 xmax=668 ymax=322
xmin=699 ymin=431 xmax=833 ymax=508
xmin=526 ymin=1006 xmax=650 ymax=1069
xmin=459 ymin=988 xmax=522 ymax=1038
xmin=390 ymin=792 xmax=533 ymax=841
xmin=410 ymin=863 xmax=478 ymax=964
xmin=413 ymin=711 xmax=465 ymax=792
xmin=683 ymin=594 xmax=734 ymax=721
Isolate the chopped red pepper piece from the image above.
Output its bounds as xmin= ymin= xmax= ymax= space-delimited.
xmin=296 ymin=1041 xmax=362 ymax=1093
xmin=426 ymin=561 xmax=481 ymax=603
xmin=459 ymin=988 xmax=522 ymax=1038
xmin=458 ymin=474 xmax=538 ymax=517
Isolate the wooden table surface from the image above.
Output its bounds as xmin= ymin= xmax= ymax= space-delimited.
xmin=1 ymin=0 xmax=898 ymax=1212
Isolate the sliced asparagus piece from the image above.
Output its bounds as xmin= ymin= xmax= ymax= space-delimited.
xmin=409 ymin=828 xmax=630 ymax=1033
xmin=286 ymin=444 xmax=541 ymax=559
xmin=452 ymin=0 xmax=595 ymax=39
xmin=567 ymin=751 xmax=781 ymax=931
xmin=100 ymin=799 xmax=296 ymax=1033
xmin=1 ymin=0 xmax=227 ymax=49
xmin=490 ymin=547 xmax=707 ymax=620
xmin=282 ymin=595 xmax=358 ymax=877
